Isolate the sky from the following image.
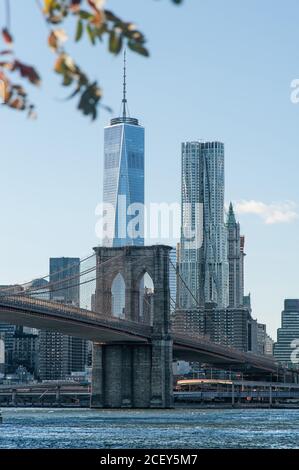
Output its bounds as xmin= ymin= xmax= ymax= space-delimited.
xmin=1 ymin=0 xmax=299 ymax=339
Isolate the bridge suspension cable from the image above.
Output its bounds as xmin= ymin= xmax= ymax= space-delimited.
xmin=169 ymin=257 xmax=201 ymax=309
xmin=0 ymin=252 xmax=96 ymax=294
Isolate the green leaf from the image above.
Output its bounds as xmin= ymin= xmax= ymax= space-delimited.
xmin=86 ymin=24 xmax=96 ymax=45
xmin=95 ymin=23 xmax=106 ymax=42
xmin=79 ymin=10 xmax=92 ymax=20
xmin=127 ymin=41 xmax=149 ymax=57
xmin=75 ymin=20 xmax=83 ymax=41
xmin=109 ymin=31 xmax=122 ymax=54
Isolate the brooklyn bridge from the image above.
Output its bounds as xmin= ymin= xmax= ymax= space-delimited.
xmin=0 ymin=245 xmax=296 ymax=408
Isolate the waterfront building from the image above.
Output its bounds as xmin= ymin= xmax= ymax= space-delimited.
xmin=257 ymin=323 xmax=267 ymax=355
xmin=256 ymin=323 xmax=274 ymax=356
xmin=0 ymin=285 xmax=24 ymax=373
xmin=264 ymin=334 xmax=274 ymax=356
xmin=207 ymin=307 xmax=252 ymax=352
xmin=179 ymin=141 xmax=229 ymax=310
xmin=103 ymin=51 xmax=144 ymax=247
xmin=274 ymin=299 xmax=299 ymax=366
xmin=12 ymin=326 xmax=39 ymax=376
xmin=0 ymin=323 xmax=15 ymax=373
xmin=38 ymin=258 xmax=88 ymax=380
xmin=172 ymin=303 xmax=252 ymax=353
xmin=172 ymin=307 xmax=206 ymax=338
xmin=26 ymin=278 xmax=50 ymax=301
xmin=247 ymin=317 xmax=258 ymax=354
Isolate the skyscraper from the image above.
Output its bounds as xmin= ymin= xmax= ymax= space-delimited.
xmin=0 ymin=284 xmax=23 ymax=373
xmin=256 ymin=323 xmax=273 ymax=357
xmin=12 ymin=326 xmax=39 ymax=376
xmin=274 ymin=299 xmax=299 ymax=366
xmin=179 ymin=141 xmax=229 ymax=309
xmin=227 ymin=202 xmax=245 ymax=308
xmin=103 ymin=51 xmax=144 ymax=247
xmin=38 ymin=258 xmax=88 ymax=380
xmin=49 ymin=257 xmax=80 ymax=306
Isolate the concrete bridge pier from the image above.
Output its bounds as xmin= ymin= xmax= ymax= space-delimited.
xmin=150 ymin=336 xmax=173 ymax=408
xmin=91 ymin=245 xmax=174 ymax=409
xmin=90 ymin=343 xmax=104 ymax=408
xmin=91 ymin=338 xmax=173 ymax=409
xmin=55 ymin=386 xmax=61 ymax=405
xmin=11 ymin=390 xmax=16 ymax=406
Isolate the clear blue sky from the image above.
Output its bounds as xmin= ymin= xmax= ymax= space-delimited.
xmin=1 ymin=0 xmax=299 ymax=339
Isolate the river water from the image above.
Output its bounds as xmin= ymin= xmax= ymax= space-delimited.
xmin=0 ymin=408 xmax=298 ymax=449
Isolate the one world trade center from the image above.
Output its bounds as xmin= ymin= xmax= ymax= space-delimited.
xmin=102 ymin=51 xmax=145 ymax=247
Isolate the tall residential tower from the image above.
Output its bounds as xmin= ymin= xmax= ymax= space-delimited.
xmin=179 ymin=141 xmax=229 ymax=309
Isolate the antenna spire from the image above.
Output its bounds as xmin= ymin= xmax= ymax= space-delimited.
xmin=110 ymin=49 xmax=139 ymax=125
xmin=122 ymin=49 xmax=127 ymax=118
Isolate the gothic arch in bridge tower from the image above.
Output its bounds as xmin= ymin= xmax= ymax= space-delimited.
xmin=94 ymin=245 xmax=171 ymax=326
xmin=138 ymin=271 xmax=154 ymax=326
xmin=111 ymin=273 xmax=126 ymax=319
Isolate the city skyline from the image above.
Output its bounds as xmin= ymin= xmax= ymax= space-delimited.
xmin=1 ymin=0 xmax=299 ymax=339
xmin=0 ymin=49 xmax=286 ymax=384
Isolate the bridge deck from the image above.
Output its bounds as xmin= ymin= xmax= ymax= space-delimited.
xmin=0 ymin=295 xmax=285 ymax=375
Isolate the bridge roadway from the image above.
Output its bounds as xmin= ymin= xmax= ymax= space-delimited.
xmin=0 ymin=295 xmax=285 ymax=375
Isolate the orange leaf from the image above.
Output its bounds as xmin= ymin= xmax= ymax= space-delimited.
xmin=90 ymin=11 xmax=105 ymax=27
xmin=88 ymin=0 xmax=106 ymax=13
xmin=2 ymin=28 xmax=13 ymax=45
xmin=0 ymin=77 xmax=9 ymax=102
xmin=48 ymin=31 xmax=58 ymax=51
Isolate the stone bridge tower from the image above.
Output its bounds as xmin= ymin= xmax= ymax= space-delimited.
xmin=91 ymin=245 xmax=173 ymax=408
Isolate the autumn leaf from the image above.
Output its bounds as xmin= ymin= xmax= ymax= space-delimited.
xmin=0 ymin=0 xmax=182 ymax=119
xmin=48 ymin=31 xmax=59 ymax=51
xmin=54 ymin=29 xmax=68 ymax=43
xmin=2 ymin=28 xmax=13 ymax=45
xmin=90 ymin=10 xmax=105 ymax=28
xmin=13 ymin=61 xmax=41 ymax=86
xmin=0 ymin=75 xmax=9 ymax=102
xmin=54 ymin=54 xmax=65 ymax=73
xmin=10 ymin=98 xmax=25 ymax=109
xmin=0 ymin=50 xmax=13 ymax=55
xmin=43 ymin=0 xmax=56 ymax=15
xmin=88 ymin=0 xmax=106 ymax=12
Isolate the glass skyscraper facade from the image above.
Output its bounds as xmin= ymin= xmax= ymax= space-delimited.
xmin=179 ymin=141 xmax=229 ymax=309
xmin=274 ymin=299 xmax=299 ymax=365
xmin=103 ymin=54 xmax=144 ymax=247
